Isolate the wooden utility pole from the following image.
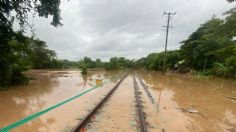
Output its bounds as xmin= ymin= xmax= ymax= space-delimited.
xmin=162 ymin=12 xmax=176 ymax=74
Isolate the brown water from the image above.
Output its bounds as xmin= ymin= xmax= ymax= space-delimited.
xmin=0 ymin=69 xmax=121 ymax=132
xmin=0 ymin=69 xmax=236 ymax=132
xmin=137 ymin=70 xmax=236 ymax=132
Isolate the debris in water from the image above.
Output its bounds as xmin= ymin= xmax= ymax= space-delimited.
xmin=186 ymin=108 xmax=199 ymax=113
xmin=175 ymin=107 xmax=207 ymax=118
xmin=176 ymin=107 xmax=199 ymax=113
xmin=226 ymin=96 xmax=236 ymax=101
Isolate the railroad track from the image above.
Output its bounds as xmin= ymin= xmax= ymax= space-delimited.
xmin=133 ymin=75 xmax=148 ymax=132
xmin=136 ymin=75 xmax=155 ymax=104
xmin=72 ymin=73 xmax=128 ymax=132
xmin=72 ymin=73 xmax=149 ymax=132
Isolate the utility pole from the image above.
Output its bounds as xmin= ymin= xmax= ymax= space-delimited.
xmin=162 ymin=12 xmax=176 ymax=74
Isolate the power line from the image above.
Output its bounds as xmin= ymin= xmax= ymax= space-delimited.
xmin=162 ymin=11 xmax=176 ymax=74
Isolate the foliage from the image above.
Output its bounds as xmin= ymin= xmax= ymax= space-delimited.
xmin=225 ymin=56 xmax=236 ymax=78
xmin=136 ymin=50 xmax=181 ymax=71
xmin=134 ymin=57 xmax=147 ymax=69
xmin=0 ymin=0 xmax=62 ymax=87
xmin=81 ymin=67 xmax=87 ymax=75
xmin=76 ymin=57 xmax=105 ymax=69
xmin=179 ymin=10 xmax=236 ymax=78
xmin=2 ymin=3 xmax=236 ymax=87
xmin=104 ymin=57 xmax=134 ymax=70
xmin=29 ymin=39 xmax=57 ymax=69
xmin=0 ymin=32 xmax=31 ymax=86
xmin=180 ymin=18 xmax=224 ymax=70
xmin=57 ymin=60 xmax=78 ymax=69
xmin=0 ymin=0 xmax=62 ymax=30
xmin=133 ymin=8 xmax=236 ymax=79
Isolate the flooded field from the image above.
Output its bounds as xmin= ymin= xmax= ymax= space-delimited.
xmin=0 ymin=69 xmax=236 ymax=132
xmin=137 ymin=70 xmax=236 ymax=132
xmin=0 ymin=69 xmax=121 ymax=132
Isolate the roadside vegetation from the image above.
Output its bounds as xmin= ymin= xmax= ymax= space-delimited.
xmin=105 ymin=8 xmax=236 ymax=79
xmin=1 ymin=1 xmax=236 ymax=88
xmin=139 ymin=8 xmax=236 ymax=78
xmin=0 ymin=0 xmax=62 ymax=87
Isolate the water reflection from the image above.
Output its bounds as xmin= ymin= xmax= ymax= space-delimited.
xmin=137 ymin=70 xmax=236 ymax=131
xmin=82 ymin=75 xmax=88 ymax=88
xmin=0 ymin=78 xmax=59 ymax=131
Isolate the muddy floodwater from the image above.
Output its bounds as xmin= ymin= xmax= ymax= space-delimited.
xmin=136 ymin=70 xmax=236 ymax=132
xmin=0 ymin=69 xmax=121 ymax=132
xmin=0 ymin=69 xmax=236 ymax=132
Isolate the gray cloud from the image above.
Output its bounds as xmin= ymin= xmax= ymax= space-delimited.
xmin=22 ymin=0 xmax=235 ymax=61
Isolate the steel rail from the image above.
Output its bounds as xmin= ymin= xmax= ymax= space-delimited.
xmin=72 ymin=73 xmax=128 ymax=132
xmin=136 ymin=75 xmax=155 ymax=104
xmin=133 ymin=75 xmax=148 ymax=132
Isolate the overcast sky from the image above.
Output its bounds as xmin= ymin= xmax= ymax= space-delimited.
xmin=23 ymin=0 xmax=236 ymax=61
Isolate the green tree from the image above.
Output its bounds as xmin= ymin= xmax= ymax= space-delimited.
xmin=95 ymin=58 xmax=104 ymax=68
xmin=135 ymin=58 xmax=147 ymax=68
xmin=104 ymin=57 xmax=134 ymax=70
xmin=108 ymin=57 xmax=119 ymax=70
xmin=180 ymin=18 xmax=223 ymax=69
xmin=0 ymin=0 xmax=62 ymax=87
xmin=144 ymin=50 xmax=181 ymax=71
xmin=83 ymin=56 xmax=96 ymax=68
xmin=29 ymin=39 xmax=57 ymax=69
xmin=180 ymin=9 xmax=236 ymax=77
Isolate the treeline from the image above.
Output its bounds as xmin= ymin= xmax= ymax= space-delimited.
xmin=104 ymin=57 xmax=134 ymax=70
xmin=0 ymin=32 xmax=65 ymax=86
xmin=0 ymin=30 xmax=105 ymax=87
xmin=1 ymin=4 xmax=236 ymax=87
xmin=135 ymin=9 xmax=236 ymax=78
xmin=180 ymin=8 xmax=236 ymax=78
xmin=53 ymin=57 xmax=104 ymax=69
xmin=105 ymin=8 xmax=236 ymax=78
xmin=55 ymin=57 xmax=133 ymax=70
xmin=0 ymin=31 xmax=136 ymax=87
xmin=0 ymin=0 xmax=62 ymax=87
